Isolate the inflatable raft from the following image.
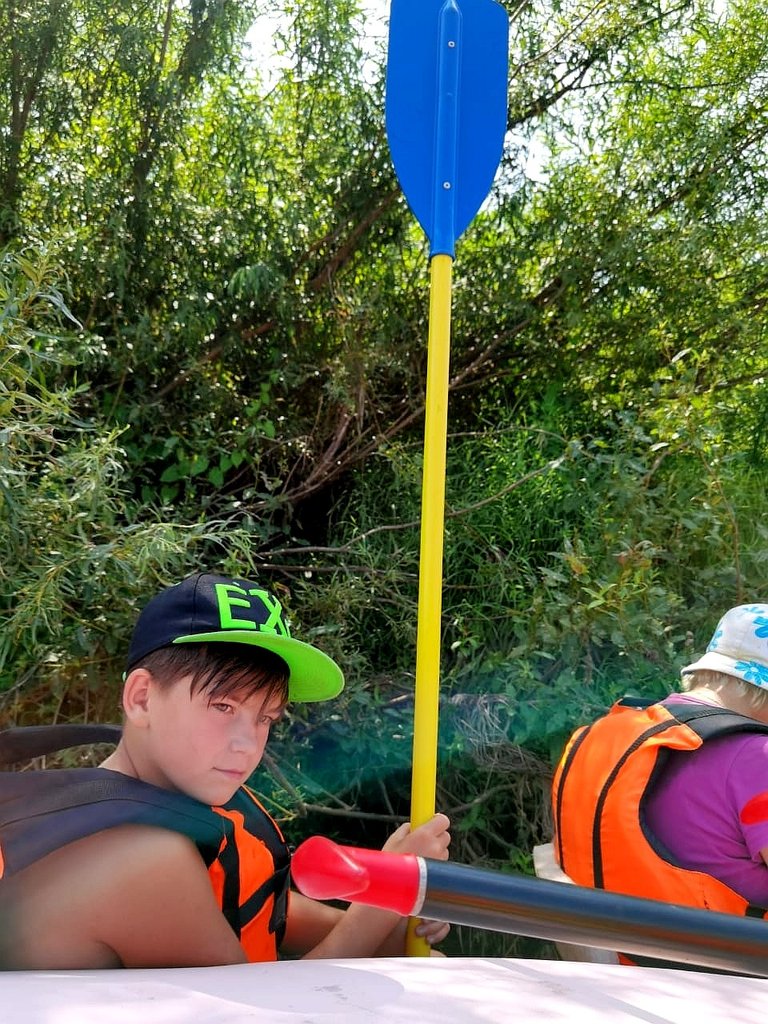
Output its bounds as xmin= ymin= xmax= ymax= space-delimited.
xmin=6 ymin=956 xmax=768 ymax=1023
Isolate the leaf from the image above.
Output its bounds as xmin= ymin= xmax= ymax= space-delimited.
xmin=160 ymin=464 xmax=181 ymax=483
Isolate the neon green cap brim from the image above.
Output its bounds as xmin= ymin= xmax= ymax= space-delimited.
xmin=172 ymin=630 xmax=344 ymax=702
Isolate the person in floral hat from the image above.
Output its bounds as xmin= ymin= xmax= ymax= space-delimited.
xmin=551 ymin=604 xmax=768 ymax=967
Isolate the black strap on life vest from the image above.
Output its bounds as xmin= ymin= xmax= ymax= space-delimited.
xmin=658 ymin=702 xmax=768 ymax=741
xmin=0 ymin=770 xmax=229 ymax=873
xmin=217 ymin=786 xmax=290 ymax=945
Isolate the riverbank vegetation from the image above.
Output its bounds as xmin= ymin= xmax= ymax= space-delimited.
xmin=2 ymin=0 xmax=768 ymax=954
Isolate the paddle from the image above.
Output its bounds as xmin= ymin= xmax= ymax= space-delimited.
xmin=292 ymin=836 xmax=768 ymax=977
xmin=385 ymin=0 xmax=509 ymax=953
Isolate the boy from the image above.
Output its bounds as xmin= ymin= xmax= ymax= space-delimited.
xmin=0 ymin=573 xmax=450 ymax=969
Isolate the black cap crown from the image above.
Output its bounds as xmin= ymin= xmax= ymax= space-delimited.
xmin=126 ymin=573 xmax=344 ymax=702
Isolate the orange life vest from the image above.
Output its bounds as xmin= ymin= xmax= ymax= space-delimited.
xmin=0 ymin=768 xmax=289 ymax=962
xmin=552 ymin=699 xmax=768 ymax=921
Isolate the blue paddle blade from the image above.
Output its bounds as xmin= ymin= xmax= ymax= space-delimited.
xmin=386 ymin=0 xmax=509 ymax=258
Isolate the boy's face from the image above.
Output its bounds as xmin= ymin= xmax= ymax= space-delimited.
xmin=141 ymin=675 xmax=286 ymax=805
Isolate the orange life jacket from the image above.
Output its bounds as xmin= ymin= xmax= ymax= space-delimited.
xmin=0 ymin=768 xmax=289 ymax=962
xmin=553 ymin=699 xmax=768 ymax=969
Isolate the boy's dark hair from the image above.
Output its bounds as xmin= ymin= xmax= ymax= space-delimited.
xmin=134 ymin=642 xmax=290 ymax=706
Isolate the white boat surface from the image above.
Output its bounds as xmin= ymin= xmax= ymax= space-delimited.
xmin=5 ymin=956 xmax=767 ymax=1023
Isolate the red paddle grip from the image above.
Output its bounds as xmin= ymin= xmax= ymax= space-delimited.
xmin=291 ymin=836 xmax=425 ymax=916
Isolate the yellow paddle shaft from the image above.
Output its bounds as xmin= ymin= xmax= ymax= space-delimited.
xmin=407 ymin=253 xmax=453 ymax=956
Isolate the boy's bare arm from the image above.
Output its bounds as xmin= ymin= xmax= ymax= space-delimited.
xmin=11 ymin=825 xmax=247 ymax=969
xmin=96 ymin=826 xmax=248 ymax=967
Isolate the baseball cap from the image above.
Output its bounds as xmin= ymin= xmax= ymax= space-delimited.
xmin=681 ymin=604 xmax=768 ymax=690
xmin=126 ymin=573 xmax=344 ymax=702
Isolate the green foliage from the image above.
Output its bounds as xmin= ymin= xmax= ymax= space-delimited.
xmin=1 ymin=249 xmax=183 ymax=686
xmin=311 ymin=391 xmax=768 ymax=762
xmin=3 ymin=4 xmax=768 ymax=954
xmin=0 ymin=246 xmax=307 ymax=699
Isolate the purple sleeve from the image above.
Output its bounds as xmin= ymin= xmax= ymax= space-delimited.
xmin=726 ymin=735 xmax=768 ymax=861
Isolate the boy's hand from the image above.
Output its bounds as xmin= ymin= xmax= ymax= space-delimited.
xmin=414 ymin=916 xmax=450 ymax=947
xmin=380 ymin=814 xmax=452 ymax=952
xmin=382 ymin=812 xmax=451 ymax=861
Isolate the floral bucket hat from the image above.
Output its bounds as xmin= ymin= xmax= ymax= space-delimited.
xmin=682 ymin=604 xmax=768 ymax=690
